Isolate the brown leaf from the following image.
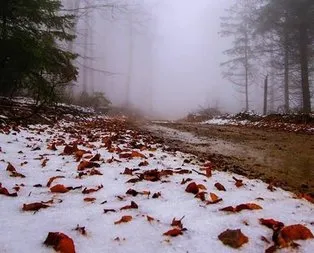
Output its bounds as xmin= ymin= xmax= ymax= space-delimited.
xmin=74 ymin=225 xmax=87 ymax=236
xmin=214 ymin=182 xmax=226 ymax=191
xmin=185 ymin=182 xmax=199 ymax=194
xmin=104 ymin=209 xmax=116 ymax=214
xmin=82 ymin=184 xmax=103 ymax=194
xmin=6 ymin=163 xmax=25 ymax=178
xmin=131 ymin=151 xmax=147 ymax=159
xmin=163 ymin=228 xmax=183 ymax=237
xmin=89 ymin=168 xmax=103 ymax=176
xmin=47 ymin=143 xmax=57 ymax=151
xmin=195 ymin=191 xmax=207 ymax=201
xmin=90 ymin=153 xmax=101 ymax=161
xmin=152 ymin=192 xmax=161 ymax=198
xmin=0 ymin=183 xmax=18 ymax=197
xmin=122 ymin=168 xmax=134 ymax=175
xmin=233 ymin=176 xmax=244 ymax=187
xmin=218 ymin=229 xmax=249 ymax=248
xmin=63 ymin=144 xmax=78 ymax=155
xmin=6 ymin=163 xmax=16 ymax=172
xmin=220 ymin=203 xmax=262 ymax=212
xmin=84 ymin=197 xmax=96 ymax=202
xmin=44 ymin=232 xmax=76 ymax=253
xmin=50 ymin=184 xmax=69 ymax=193
xmin=77 ymin=160 xmax=100 ymax=171
xmin=171 ymin=216 xmax=185 ymax=228
xmin=259 ymin=218 xmax=284 ymax=230
xmin=41 ymin=158 xmax=49 ymax=167
xmin=22 ymin=202 xmax=50 ymax=211
xmin=181 ymin=178 xmax=192 ymax=185
xmin=279 ymin=224 xmax=314 ymax=243
xmin=207 ymin=192 xmax=223 ymax=204
xmin=126 ymin=189 xmax=139 ymax=197
xmin=147 ymin=215 xmax=155 ymax=222
xmin=197 ymin=184 xmax=207 ymax=190
xmin=120 ymin=201 xmax=138 ymax=210
xmin=114 ymin=215 xmax=132 ymax=224
xmin=47 ymin=176 xmax=65 ymax=187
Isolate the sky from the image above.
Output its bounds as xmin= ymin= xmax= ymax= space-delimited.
xmin=73 ymin=0 xmax=264 ymax=119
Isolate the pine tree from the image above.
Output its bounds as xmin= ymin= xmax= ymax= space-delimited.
xmin=0 ymin=0 xmax=78 ymax=103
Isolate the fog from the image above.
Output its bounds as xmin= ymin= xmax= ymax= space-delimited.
xmin=73 ymin=0 xmax=261 ymax=119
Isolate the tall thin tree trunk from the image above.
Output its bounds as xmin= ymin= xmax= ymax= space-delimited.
xmin=284 ymin=33 xmax=290 ymax=113
xmin=263 ymin=75 xmax=268 ymax=115
xmin=126 ymin=13 xmax=133 ymax=107
xmin=299 ymin=23 xmax=311 ymax=113
xmin=244 ymin=31 xmax=249 ymax=111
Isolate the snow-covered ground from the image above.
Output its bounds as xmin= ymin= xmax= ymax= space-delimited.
xmin=0 ymin=117 xmax=313 ymax=253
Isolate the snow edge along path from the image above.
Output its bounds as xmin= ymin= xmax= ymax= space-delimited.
xmin=0 ymin=116 xmax=313 ymax=253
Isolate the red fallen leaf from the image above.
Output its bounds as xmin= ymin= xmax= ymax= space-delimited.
xmin=89 ymin=168 xmax=103 ymax=176
xmin=74 ymin=225 xmax=87 ymax=236
xmin=47 ymin=176 xmax=65 ymax=187
xmin=163 ymin=228 xmax=183 ymax=237
xmin=77 ymin=160 xmax=100 ymax=171
xmin=104 ymin=209 xmax=116 ymax=214
xmin=138 ymin=160 xmax=149 ymax=167
xmin=261 ymin=236 xmax=271 ymax=244
xmin=171 ymin=216 xmax=185 ymax=228
xmin=50 ymin=184 xmax=69 ymax=193
xmin=126 ymin=177 xmax=141 ymax=184
xmin=0 ymin=183 xmax=18 ymax=197
xmin=47 ymin=143 xmax=57 ymax=151
xmin=131 ymin=151 xmax=147 ymax=159
xmin=44 ymin=232 xmax=76 ymax=253
xmin=233 ymin=176 xmax=244 ymax=187
xmin=90 ymin=153 xmax=101 ymax=161
xmin=206 ymin=167 xmax=212 ymax=177
xmin=235 ymin=203 xmax=262 ymax=212
xmin=74 ymin=150 xmax=85 ymax=161
xmin=119 ymin=153 xmax=132 ymax=159
xmin=114 ymin=215 xmax=132 ymax=225
xmin=6 ymin=163 xmax=16 ymax=172
xmin=259 ymin=218 xmax=285 ymax=230
xmin=215 ymin=182 xmax=226 ymax=191
xmin=181 ymin=178 xmax=192 ymax=185
xmin=278 ymin=224 xmax=314 ymax=244
xmin=220 ymin=203 xmax=262 ymax=212
xmin=63 ymin=144 xmax=78 ymax=155
xmin=84 ymin=197 xmax=96 ymax=202
xmin=120 ymin=201 xmax=138 ymax=210
xmin=195 ymin=191 xmax=207 ymax=201
xmin=185 ymin=182 xmax=199 ymax=194
xmin=218 ymin=229 xmax=249 ymax=248
xmin=82 ymin=184 xmax=103 ymax=194
xmin=22 ymin=202 xmax=49 ymax=211
xmin=147 ymin=215 xmax=155 ymax=222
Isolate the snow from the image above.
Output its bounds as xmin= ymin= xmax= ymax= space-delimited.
xmin=0 ymin=117 xmax=314 ymax=253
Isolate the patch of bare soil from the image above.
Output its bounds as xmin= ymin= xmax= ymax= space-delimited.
xmin=143 ymin=122 xmax=314 ymax=194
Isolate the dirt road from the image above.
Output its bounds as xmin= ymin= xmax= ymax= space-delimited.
xmin=144 ymin=122 xmax=314 ymax=194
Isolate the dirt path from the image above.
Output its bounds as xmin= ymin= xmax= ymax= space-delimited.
xmin=143 ymin=122 xmax=314 ymax=194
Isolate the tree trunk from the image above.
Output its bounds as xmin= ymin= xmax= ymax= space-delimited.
xmin=284 ymin=33 xmax=290 ymax=113
xmin=263 ymin=75 xmax=268 ymax=115
xmin=299 ymin=22 xmax=311 ymax=113
xmin=244 ymin=31 xmax=249 ymax=111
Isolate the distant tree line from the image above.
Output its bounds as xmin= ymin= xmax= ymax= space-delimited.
xmin=221 ymin=0 xmax=314 ymax=114
xmin=0 ymin=0 xmax=77 ymax=104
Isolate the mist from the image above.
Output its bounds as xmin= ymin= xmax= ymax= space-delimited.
xmin=74 ymin=0 xmax=251 ymax=119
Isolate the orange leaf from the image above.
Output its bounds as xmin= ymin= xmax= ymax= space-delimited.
xmin=197 ymin=184 xmax=207 ymax=190
xmin=233 ymin=176 xmax=244 ymax=187
xmin=114 ymin=215 xmax=132 ymax=225
xmin=44 ymin=232 xmax=76 ymax=253
xmin=279 ymin=224 xmax=314 ymax=243
xmin=259 ymin=218 xmax=284 ymax=230
xmin=47 ymin=176 xmax=65 ymax=187
xmin=163 ymin=228 xmax=183 ymax=237
xmin=207 ymin=192 xmax=223 ymax=204
xmin=50 ymin=184 xmax=69 ymax=193
xmin=171 ymin=216 xmax=185 ymax=228
xmin=185 ymin=182 xmax=199 ymax=194
xmin=131 ymin=151 xmax=147 ymax=159
xmin=218 ymin=229 xmax=249 ymax=248
xmin=77 ymin=160 xmax=100 ymax=171
xmin=235 ymin=203 xmax=262 ymax=212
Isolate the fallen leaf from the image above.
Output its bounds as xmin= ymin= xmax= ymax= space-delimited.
xmin=233 ymin=176 xmax=244 ymax=187
xmin=220 ymin=203 xmax=262 ymax=212
xmin=147 ymin=215 xmax=155 ymax=222
xmin=197 ymin=184 xmax=207 ymax=190
xmin=0 ymin=183 xmax=18 ymax=197
xmin=120 ymin=201 xmax=138 ymax=210
xmin=47 ymin=176 xmax=65 ymax=187
xmin=82 ymin=184 xmax=103 ymax=194
xmin=77 ymin=160 xmax=100 ymax=171
xmin=22 ymin=202 xmax=50 ymax=211
xmin=50 ymin=184 xmax=69 ymax=193
xmin=218 ymin=229 xmax=249 ymax=248
xmin=138 ymin=160 xmax=149 ymax=167
xmin=215 ymin=182 xmax=226 ymax=191
xmin=185 ymin=182 xmax=199 ymax=194
xmin=259 ymin=218 xmax=284 ymax=230
xmin=74 ymin=225 xmax=87 ymax=236
xmin=44 ymin=232 xmax=76 ymax=253
xmin=171 ymin=216 xmax=185 ymax=228
xmin=114 ymin=215 xmax=132 ymax=224
xmin=104 ymin=209 xmax=116 ymax=214
xmin=84 ymin=197 xmax=96 ymax=202
xmin=63 ymin=144 xmax=78 ymax=155
xmin=163 ymin=228 xmax=183 ymax=237
xmin=90 ymin=153 xmax=101 ymax=161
